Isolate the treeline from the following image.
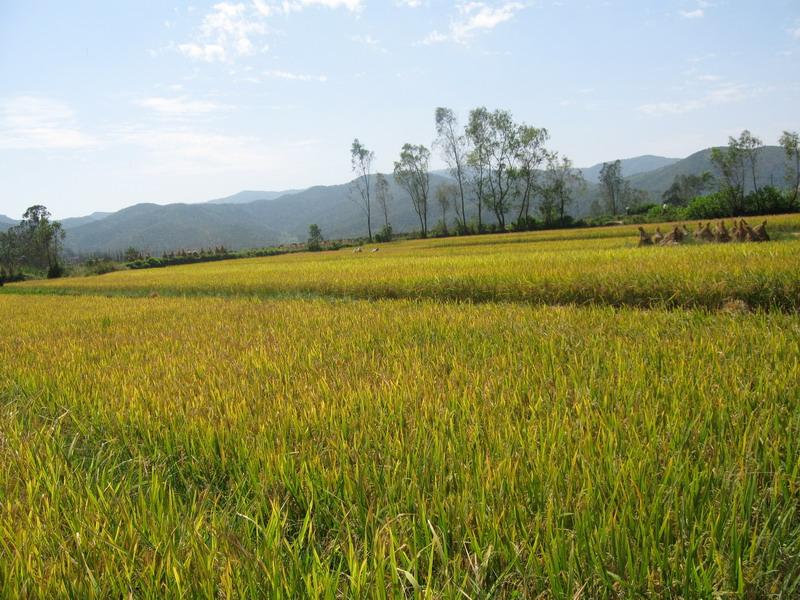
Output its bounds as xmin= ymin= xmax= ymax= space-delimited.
xmin=0 ymin=205 xmax=65 ymax=284
xmin=349 ymin=106 xmax=587 ymax=241
xmin=347 ymin=113 xmax=800 ymax=241
xmin=125 ymin=246 xmax=291 ymax=269
xmin=628 ymin=130 xmax=800 ymax=223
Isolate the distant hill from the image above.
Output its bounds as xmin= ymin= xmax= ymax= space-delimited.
xmin=627 ymin=146 xmax=788 ymax=196
xmin=0 ymin=214 xmax=17 ymax=231
xmin=580 ymin=155 xmax=681 ymax=183
xmin=50 ymin=145 xmax=797 ymax=254
xmin=206 ymin=189 xmax=304 ymax=205
xmin=1 ymin=212 xmax=110 ymax=231
xmin=61 ymin=211 xmax=112 ymax=229
xmin=65 ymin=203 xmax=291 ymax=255
xmin=63 ymin=175 xmax=456 ymax=255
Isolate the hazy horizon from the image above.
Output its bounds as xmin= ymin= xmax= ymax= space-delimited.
xmin=2 ymin=0 xmax=799 ymax=219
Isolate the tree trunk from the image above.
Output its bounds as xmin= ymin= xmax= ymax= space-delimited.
xmin=364 ymin=175 xmax=372 ymax=243
xmin=793 ymin=153 xmax=799 ymax=205
xmin=456 ymin=165 xmax=466 ymax=230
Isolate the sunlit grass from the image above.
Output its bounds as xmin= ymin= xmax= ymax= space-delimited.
xmin=8 ymin=213 xmax=800 ymax=310
xmin=1 ymin=294 xmax=799 ymax=597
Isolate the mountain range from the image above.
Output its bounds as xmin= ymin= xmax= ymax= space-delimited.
xmin=1 ymin=146 xmax=793 ymax=255
xmin=206 ymin=189 xmax=304 ymax=205
xmin=580 ymin=155 xmax=681 ymax=183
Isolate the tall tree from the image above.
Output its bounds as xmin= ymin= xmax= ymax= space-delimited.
xmin=513 ymin=124 xmax=549 ymax=226
xmin=483 ymin=109 xmax=519 ymax=230
xmin=465 ymin=107 xmax=491 ymax=231
xmin=541 ymin=153 xmax=586 ymax=225
xmin=434 ymin=107 xmax=469 ymax=231
xmin=393 ymin=144 xmax=431 ymax=237
xmin=621 ymin=181 xmax=650 ymax=212
xmin=307 ymin=223 xmax=323 ymax=251
xmin=0 ymin=228 xmax=22 ymax=281
xmin=350 ymin=139 xmax=375 ymax=242
xmin=465 ymin=108 xmax=517 ymax=229
xmin=661 ymin=172 xmax=714 ymax=206
xmin=779 ymin=130 xmax=800 ymax=206
xmin=375 ymin=173 xmax=392 ymax=229
xmin=435 ymin=183 xmax=456 ymax=235
xmin=0 ymin=205 xmax=64 ymax=278
xmin=598 ymin=160 xmax=624 ymax=215
xmin=736 ymin=129 xmax=762 ymax=193
xmin=710 ymin=141 xmax=747 ymax=214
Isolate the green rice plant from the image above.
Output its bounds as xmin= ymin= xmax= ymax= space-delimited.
xmin=1 ymin=294 xmax=798 ymax=597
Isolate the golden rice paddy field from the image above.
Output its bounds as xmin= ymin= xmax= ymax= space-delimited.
xmin=1 ymin=217 xmax=799 ymax=597
xmin=10 ymin=213 xmax=800 ymax=310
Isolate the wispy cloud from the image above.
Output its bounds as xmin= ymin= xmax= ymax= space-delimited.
xmin=350 ymin=33 xmax=387 ymax=52
xmin=680 ymin=0 xmax=713 ymax=20
xmin=695 ymin=74 xmax=722 ymax=82
xmin=0 ymin=96 xmax=99 ymax=150
xmin=136 ymin=96 xmax=230 ymax=117
xmin=114 ymin=125 xmax=278 ymax=174
xmin=789 ymin=25 xmax=800 ymax=39
xmin=264 ymin=69 xmax=328 ymax=82
xmin=637 ymin=82 xmax=760 ymax=116
xmin=278 ymin=0 xmax=362 ymax=12
xmin=421 ymin=1 xmax=525 ymax=45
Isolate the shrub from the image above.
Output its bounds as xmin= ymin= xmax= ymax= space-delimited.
xmin=374 ymin=224 xmax=393 ymax=243
xmin=682 ymin=193 xmax=732 ymax=220
xmin=627 ymin=203 xmax=657 ymax=216
xmin=46 ymin=263 xmax=65 ymax=279
xmin=430 ymin=220 xmax=450 ymax=238
xmin=646 ymin=204 xmax=683 ymax=222
xmin=510 ymin=216 xmax=538 ymax=231
xmin=745 ymin=186 xmax=796 ymax=215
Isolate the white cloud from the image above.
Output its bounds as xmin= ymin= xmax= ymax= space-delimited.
xmin=679 ymin=9 xmax=704 ymax=19
xmin=264 ymin=69 xmax=328 ymax=82
xmin=421 ymin=2 xmax=525 ymax=45
xmin=396 ymin=0 xmax=423 ymax=6
xmin=350 ymin=33 xmax=387 ymax=52
xmin=789 ymin=25 xmax=800 ymax=39
xmin=278 ymin=0 xmax=362 ymax=11
xmin=351 ymin=33 xmax=379 ymax=46
xmin=179 ymin=0 xmax=361 ymax=62
xmin=114 ymin=125 xmax=279 ymax=174
xmin=179 ymin=2 xmax=266 ymax=62
xmin=178 ymin=42 xmax=228 ymax=62
xmin=255 ymin=0 xmax=362 ymax=15
xmin=252 ymin=0 xmax=275 ymax=16
xmin=136 ymin=96 xmax=230 ymax=117
xmin=637 ymin=83 xmax=756 ymax=116
xmin=0 ymin=96 xmax=99 ymax=150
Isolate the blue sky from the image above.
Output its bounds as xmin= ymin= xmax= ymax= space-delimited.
xmin=1 ymin=0 xmax=799 ymax=219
